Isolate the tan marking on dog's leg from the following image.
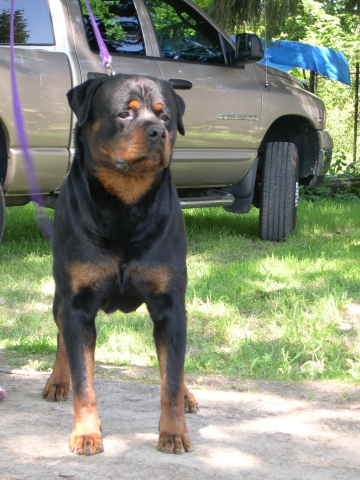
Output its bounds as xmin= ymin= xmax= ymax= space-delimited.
xmin=69 ymin=349 xmax=103 ymax=455
xmin=156 ymin=345 xmax=191 ymax=454
xmin=67 ymin=261 xmax=118 ymax=294
xmin=42 ymin=302 xmax=70 ymax=402
xmin=149 ymin=266 xmax=171 ymax=294
xmin=183 ymin=383 xmax=199 ymax=413
xmin=130 ymin=264 xmax=171 ymax=294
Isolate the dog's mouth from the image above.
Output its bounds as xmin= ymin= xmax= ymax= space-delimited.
xmin=115 ymin=159 xmax=130 ymax=171
xmin=115 ymin=152 xmax=169 ymax=173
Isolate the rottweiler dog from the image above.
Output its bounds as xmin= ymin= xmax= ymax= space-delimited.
xmin=42 ymin=73 xmax=198 ymax=455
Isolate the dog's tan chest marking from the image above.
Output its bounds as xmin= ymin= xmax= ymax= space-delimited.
xmin=95 ymin=166 xmax=156 ymax=204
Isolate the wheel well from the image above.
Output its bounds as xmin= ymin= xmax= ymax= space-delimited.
xmin=0 ymin=123 xmax=8 ymax=187
xmin=258 ymin=115 xmax=319 ymax=181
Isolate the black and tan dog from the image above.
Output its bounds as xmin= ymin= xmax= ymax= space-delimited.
xmin=42 ymin=73 xmax=198 ymax=455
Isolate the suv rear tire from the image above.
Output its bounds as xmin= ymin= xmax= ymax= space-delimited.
xmin=0 ymin=184 xmax=5 ymax=243
xmin=259 ymin=142 xmax=299 ymax=241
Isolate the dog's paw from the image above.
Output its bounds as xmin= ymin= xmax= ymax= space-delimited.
xmin=157 ymin=431 xmax=192 ymax=454
xmin=183 ymin=384 xmax=199 ymax=413
xmin=184 ymin=391 xmax=199 ymax=413
xmin=69 ymin=432 xmax=104 ymax=456
xmin=42 ymin=382 xmax=70 ymax=402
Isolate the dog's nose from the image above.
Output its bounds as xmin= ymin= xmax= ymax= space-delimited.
xmin=146 ymin=125 xmax=166 ymax=143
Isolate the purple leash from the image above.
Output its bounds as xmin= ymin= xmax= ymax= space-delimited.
xmin=10 ymin=0 xmax=115 ymax=240
xmin=83 ymin=0 xmax=115 ymax=75
xmin=10 ymin=0 xmax=52 ymax=239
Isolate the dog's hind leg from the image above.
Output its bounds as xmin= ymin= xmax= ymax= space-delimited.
xmin=183 ymin=383 xmax=199 ymax=413
xmin=42 ymin=291 xmax=71 ymax=402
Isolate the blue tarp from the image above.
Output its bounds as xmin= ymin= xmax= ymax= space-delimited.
xmin=257 ymin=40 xmax=350 ymax=86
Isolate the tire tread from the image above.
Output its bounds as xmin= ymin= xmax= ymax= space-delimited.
xmin=259 ymin=142 xmax=298 ymax=241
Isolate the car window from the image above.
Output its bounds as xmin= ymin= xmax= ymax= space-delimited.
xmin=0 ymin=0 xmax=54 ymax=45
xmin=80 ymin=0 xmax=145 ymax=56
xmin=144 ymin=0 xmax=225 ymax=64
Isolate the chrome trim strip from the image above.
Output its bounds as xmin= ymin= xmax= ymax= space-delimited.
xmin=173 ymin=149 xmax=256 ymax=160
xmin=179 ymin=190 xmax=235 ymax=209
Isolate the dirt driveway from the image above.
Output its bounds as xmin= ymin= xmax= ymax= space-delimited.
xmin=1 ymin=369 xmax=360 ymax=480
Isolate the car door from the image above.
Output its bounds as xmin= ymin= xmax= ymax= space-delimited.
xmin=140 ymin=0 xmax=262 ymax=187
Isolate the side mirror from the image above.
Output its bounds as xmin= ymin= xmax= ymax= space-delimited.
xmin=234 ymin=33 xmax=264 ymax=64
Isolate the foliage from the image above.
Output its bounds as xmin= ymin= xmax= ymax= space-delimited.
xmin=80 ymin=0 xmax=126 ymax=42
xmin=206 ymin=0 xmax=301 ymax=37
xmin=145 ymin=0 xmax=224 ymax=61
xmin=146 ymin=0 xmax=199 ymax=46
xmin=328 ymin=151 xmax=360 ymax=176
xmin=343 ymin=0 xmax=360 ymax=12
xmin=205 ymin=0 xmax=360 ymax=30
xmin=278 ymin=0 xmax=360 ymax=171
xmin=0 ymin=9 xmax=29 ymax=43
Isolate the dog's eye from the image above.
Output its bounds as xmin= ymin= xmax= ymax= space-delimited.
xmin=160 ymin=113 xmax=169 ymax=121
xmin=118 ymin=112 xmax=130 ymax=119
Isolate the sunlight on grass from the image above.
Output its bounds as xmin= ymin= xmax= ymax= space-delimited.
xmin=96 ymin=310 xmax=155 ymax=366
xmin=40 ymin=278 xmax=55 ymax=295
xmin=1 ymin=199 xmax=360 ymax=381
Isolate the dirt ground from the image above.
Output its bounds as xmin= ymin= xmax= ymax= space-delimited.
xmin=1 ymin=368 xmax=360 ymax=480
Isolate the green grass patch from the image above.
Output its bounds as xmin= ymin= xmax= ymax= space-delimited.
xmin=1 ymin=199 xmax=360 ymax=381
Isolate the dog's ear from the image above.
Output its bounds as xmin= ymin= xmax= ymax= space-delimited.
xmin=67 ymin=77 xmax=104 ymax=127
xmin=174 ymin=91 xmax=186 ymax=136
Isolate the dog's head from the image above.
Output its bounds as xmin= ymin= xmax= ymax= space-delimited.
xmin=67 ymin=74 xmax=185 ymax=177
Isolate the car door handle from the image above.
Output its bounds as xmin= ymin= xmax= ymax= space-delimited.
xmin=168 ymin=79 xmax=193 ymax=90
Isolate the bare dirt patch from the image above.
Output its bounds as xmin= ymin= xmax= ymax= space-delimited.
xmin=1 ymin=369 xmax=360 ymax=480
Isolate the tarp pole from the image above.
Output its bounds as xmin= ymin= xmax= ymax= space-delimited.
xmin=310 ymin=71 xmax=315 ymax=93
xmin=353 ymin=63 xmax=359 ymax=164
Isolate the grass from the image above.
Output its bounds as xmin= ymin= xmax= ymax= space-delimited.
xmin=1 ymin=197 xmax=360 ymax=382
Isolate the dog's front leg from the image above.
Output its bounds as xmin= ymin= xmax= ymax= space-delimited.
xmin=152 ymin=302 xmax=192 ymax=454
xmin=62 ymin=295 xmax=103 ymax=456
